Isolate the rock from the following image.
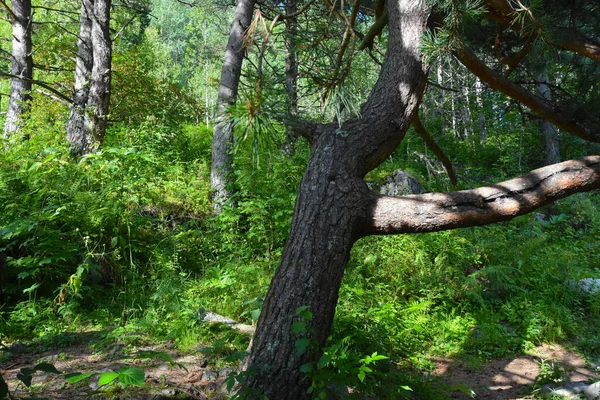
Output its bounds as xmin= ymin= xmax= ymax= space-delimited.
xmin=542 ymin=381 xmax=590 ymax=397
xmin=584 ymin=381 xmax=600 ymax=399
xmin=161 ymin=388 xmax=178 ymax=396
xmin=202 ymin=369 xmax=218 ymax=382
xmin=89 ymin=379 xmax=99 ymax=391
xmin=219 ymin=366 xmax=234 ymax=378
xmin=158 ymin=363 xmax=170 ymax=371
xmin=578 ymin=279 xmax=600 ymax=295
xmin=378 ymin=170 xmax=424 ymax=196
xmin=9 ymin=341 xmax=27 ymax=354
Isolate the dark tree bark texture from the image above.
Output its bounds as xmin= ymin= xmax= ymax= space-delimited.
xmin=243 ymin=0 xmax=430 ymax=397
xmin=67 ymin=0 xmax=94 ymax=154
xmin=211 ymin=0 xmax=255 ymax=212
xmin=3 ymin=0 xmax=33 ymax=138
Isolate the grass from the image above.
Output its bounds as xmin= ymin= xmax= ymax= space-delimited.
xmin=1 ymin=117 xmax=600 ymax=399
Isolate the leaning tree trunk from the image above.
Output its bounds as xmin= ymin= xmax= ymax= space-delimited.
xmin=3 ymin=0 xmax=33 ymax=138
xmin=83 ymin=0 xmax=112 ymax=154
xmin=242 ymin=1 xmax=430 ymax=397
xmin=536 ymin=70 xmax=560 ymax=165
xmin=210 ymin=0 xmax=255 ymax=213
xmin=67 ymin=0 xmax=94 ymax=155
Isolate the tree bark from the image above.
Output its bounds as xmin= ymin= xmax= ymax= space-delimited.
xmin=535 ymin=70 xmax=560 ymax=165
xmin=67 ymin=0 xmax=94 ymax=154
xmin=84 ymin=0 xmax=112 ymax=153
xmin=210 ymin=0 xmax=255 ymax=213
xmin=3 ymin=0 xmax=33 ymax=138
xmin=242 ymin=0 xmax=430 ymax=397
xmin=366 ymin=156 xmax=600 ymax=235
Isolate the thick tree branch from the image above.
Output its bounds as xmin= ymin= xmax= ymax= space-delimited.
xmin=481 ymin=0 xmax=600 ymax=64
xmin=412 ymin=114 xmax=457 ymax=184
xmin=358 ymin=9 xmax=388 ymax=50
xmin=35 ymin=88 xmax=70 ymax=106
xmin=364 ymin=156 xmax=600 ymax=235
xmin=286 ymin=118 xmax=323 ymax=147
xmin=454 ymin=45 xmax=600 ymax=143
xmin=556 ymin=29 xmax=600 ymax=64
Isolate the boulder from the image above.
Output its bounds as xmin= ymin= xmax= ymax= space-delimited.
xmin=378 ymin=170 xmax=424 ymax=196
xmin=584 ymin=381 xmax=600 ymax=399
xmin=578 ymin=279 xmax=600 ymax=295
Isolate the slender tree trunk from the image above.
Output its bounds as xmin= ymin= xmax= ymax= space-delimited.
xmin=84 ymin=0 xmax=112 ymax=153
xmin=437 ymin=61 xmax=445 ymax=133
xmin=242 ymin=1 xmax=430 ymax=397
xmin=449 ymin=68 xmax=457 ymax=136
xmin=3 ymin=0 xmax=32 ymax=138
xmin=211 ymin=0 xmax=255 ymax=213
xmin=282 ymin=0 xmax=300 ymax=154
xmin=67 ymin=0 xmax=94 ymax=154
xmin=474 ymin=76 xmax=487 ymax=144
xmin=536 ymin=70 xmax=560 ymax=165
xmin=462 ymin=75 xmax=474 ymax=142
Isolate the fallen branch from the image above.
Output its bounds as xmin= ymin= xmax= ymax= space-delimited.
xmin=198 ymin=309 xmax=255 ymax=335
xmin=412 ymin=114 xmax=457 ymax=185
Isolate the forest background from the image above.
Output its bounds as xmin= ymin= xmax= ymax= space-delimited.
xmin=1 ymin=0 xmax=600 ymax=398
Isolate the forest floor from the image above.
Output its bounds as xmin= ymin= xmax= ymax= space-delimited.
xmin=434 ymin=344 xmax=599 ymax=399
xmin=1 ymin=333 xmax=598 ymax=399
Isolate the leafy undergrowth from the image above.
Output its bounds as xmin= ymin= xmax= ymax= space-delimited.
xmin=2 ymin=122 xmax=600 ymax=399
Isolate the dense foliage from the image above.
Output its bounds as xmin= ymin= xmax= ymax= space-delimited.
xmin=1 ymin=0 xmax=600 ymax=398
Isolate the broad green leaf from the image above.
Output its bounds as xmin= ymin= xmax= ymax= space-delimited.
xmin=64 ymin=372 xmax=95 ymax=383
xmin=369 ymin=352 xmax=388 ymax=361
xmin=295 ymin=305 xmax=310 ymax=315
xmin=299 ymin=363 xmax=313 ymax=373
xmin=98 ymin=371 xmax=118 ymax=386
xmin=299 ymin=310 xmax=313 ymax=321
xmin=250 ymin=308 xmax=261 ymax=323
xmin=292 ymin=321 xmax=306 ymax=335
xmin=400 ymin=385 xmax=413 ymax=391
xmin=295 ymin=338 xmax=310 ymax=356
xmin=117 ymin=367 xmax=145 ymax=386
xmin=357 ymin=370 xmax=365 ymax=382
xmin=317 ymin=354 xmax=331 ymax=369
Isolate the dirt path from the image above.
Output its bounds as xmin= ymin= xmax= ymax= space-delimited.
xmin=2 ymin=340 xmax=598 ymax=399
xmin=434 ymin=344 xmax=599 ymax=399
xmin=1 ymin=339 xmax=230 ymax=399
